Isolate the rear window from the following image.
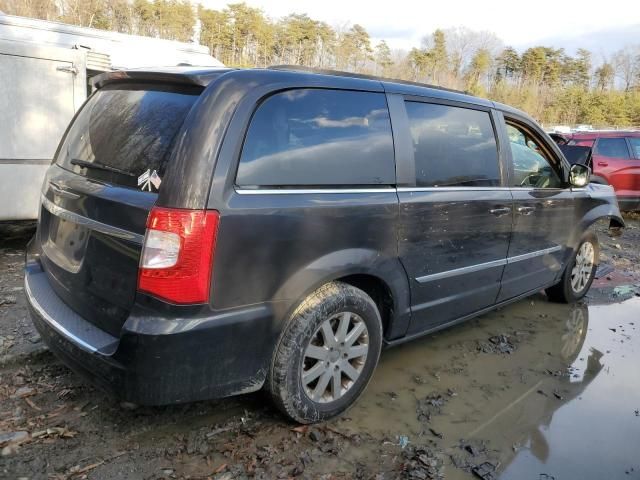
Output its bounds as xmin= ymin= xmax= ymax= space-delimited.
xmin=236 ymin=89 xmax=395 ymax=187
xmin=567 ymin=139 xmax=595 ymax=147
xmin=405 ymin=102 xmax=500 ymax=187
xmin=56 ymin=85 xmax=199 ymax=190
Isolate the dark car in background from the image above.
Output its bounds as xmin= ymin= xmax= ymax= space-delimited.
xmin=565 ymin=131 xmax=640 ymax=210
xmin=25 ymin=66 xmax=624 ymax=423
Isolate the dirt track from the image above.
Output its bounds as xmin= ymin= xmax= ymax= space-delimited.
xmin=1 ymin=216 xmax=640 ymax=480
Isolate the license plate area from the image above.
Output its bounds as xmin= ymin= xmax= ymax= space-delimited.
xmin=42 ymin=210 xmax=89 ymax=273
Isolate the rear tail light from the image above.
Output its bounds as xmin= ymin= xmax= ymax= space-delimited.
xmin=138 ymin=207 xmax=219 ymax=304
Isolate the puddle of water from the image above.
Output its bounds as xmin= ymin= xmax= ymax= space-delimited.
xmin=500 ymin=299 xmax=640 ymax=480
xmin=342 ymin=296 xmax=640 ymax=479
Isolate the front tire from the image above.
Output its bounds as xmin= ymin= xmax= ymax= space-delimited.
xmin=546 ymin=232 xmax=599 ymax=303
xmin=267 ymin=282 xmax=382 ymax=423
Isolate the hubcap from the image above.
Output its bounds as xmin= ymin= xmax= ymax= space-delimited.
xmin=570 ymin=241 xmax=595 ymax=293
xmin=301 ymin=312 xmax=369 ymax=403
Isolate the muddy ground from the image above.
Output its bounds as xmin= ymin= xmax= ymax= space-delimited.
xmin=1 ymin=216 xmax=640 ymax=480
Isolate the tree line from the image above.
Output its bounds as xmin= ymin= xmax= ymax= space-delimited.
xmin=2 ymin=0 xmax=639 ymax=127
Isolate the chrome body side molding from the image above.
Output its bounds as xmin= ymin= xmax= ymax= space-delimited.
xmin=415 ymin=246 xmax=563 ymax=283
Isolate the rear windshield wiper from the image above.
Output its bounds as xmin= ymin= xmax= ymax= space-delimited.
xmin=70 ymin=158 xmax=136 ymax=177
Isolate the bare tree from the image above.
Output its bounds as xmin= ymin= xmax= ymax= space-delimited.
xmin=612 ymin=45 xmax=640 ymax=91
xmin=441 ymin=26 xmax=502 ymax=77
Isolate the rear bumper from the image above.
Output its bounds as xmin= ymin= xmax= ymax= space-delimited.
xmin=25 ymin=262 xmax=276 ymax=405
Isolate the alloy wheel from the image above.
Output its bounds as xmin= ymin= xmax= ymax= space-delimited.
xmin=301 ymin=311 xmax=369 ymax=403
xmin=571 ymin=241 xmax=595 ymax=293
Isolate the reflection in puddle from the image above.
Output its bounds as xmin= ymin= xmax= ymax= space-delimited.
xmin=344 ymin=296 xmax=640 ymax=479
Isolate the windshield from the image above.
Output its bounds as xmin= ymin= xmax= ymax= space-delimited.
xmin=56 ymin=85 xmax=199 ymax=191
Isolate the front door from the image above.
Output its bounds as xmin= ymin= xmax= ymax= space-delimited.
xmin=498 ymin=117 xmax=575 ymax=301
xmin=394 ymin=98 xmax=513 ymax=335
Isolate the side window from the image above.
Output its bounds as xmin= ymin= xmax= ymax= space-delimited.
xmin=236 ymin=89 xmax=395 ymax=187
xmin=628 ymin=138 xmax=640 ymax=159
xmin=405 ymin=102 xmax=500 ymax=187
xmin=596 ymin=138 xmax=630 ymax=159
xmin=506 ymin=123 xmax=563 ymax=188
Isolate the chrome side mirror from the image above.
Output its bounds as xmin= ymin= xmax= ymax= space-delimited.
xmin=569 ymin=164 xmax=590 ymax=187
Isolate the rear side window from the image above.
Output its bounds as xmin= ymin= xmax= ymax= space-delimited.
xmin=56 ymin=85 xmax=199 ymax=190
xmin=405 ymin=102 xmax=500 ymax=187
xmin=595 ymin=138 xmax=630 ymax=159
xmin=629 ymin=138 xmax=640 ymax=158
xmin=236 ymin=89 xmax=395 ymax=187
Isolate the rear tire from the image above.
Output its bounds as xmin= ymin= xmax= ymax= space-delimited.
xmin=546 ymin=232 xmax=599 ymax=303
xmin=267 ymin=282 xmax=382 ymax=423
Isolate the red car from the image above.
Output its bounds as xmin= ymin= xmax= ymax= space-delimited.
xmin=565 ymin=131 xmax=640 ymax=210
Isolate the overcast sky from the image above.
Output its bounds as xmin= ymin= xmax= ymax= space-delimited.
xmin=200 ymin=0 xmax=639 ymax=55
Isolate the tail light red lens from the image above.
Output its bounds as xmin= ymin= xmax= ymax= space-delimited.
xmin=138 ymin=207 xmax=219 ymax=304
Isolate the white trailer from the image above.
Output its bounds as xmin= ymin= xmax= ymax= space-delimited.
xmin=0 ymin=14 xmax=222 ymax=220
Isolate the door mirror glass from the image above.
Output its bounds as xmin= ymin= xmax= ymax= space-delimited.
xmin=569 ymin=163 xmax=590 ymax=187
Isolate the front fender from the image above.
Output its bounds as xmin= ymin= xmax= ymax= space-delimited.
xmin=272 ymin=248 xmax=411 ymax=340
xmin=570 ymin=183 xmax=624 ymax=249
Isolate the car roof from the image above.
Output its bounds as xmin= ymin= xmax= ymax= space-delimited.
xmin=568 ymin=131 xmax=640 ymax=139
xmin=92 ymin=65 xmax=532 ymax=119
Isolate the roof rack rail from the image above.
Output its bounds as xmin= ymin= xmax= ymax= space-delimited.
xmin=268 ymin=65 xmax=468 ymax=95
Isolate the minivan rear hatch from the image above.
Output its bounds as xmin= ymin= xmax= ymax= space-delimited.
xmin=38 ymin=83 xmax=201 ymax=336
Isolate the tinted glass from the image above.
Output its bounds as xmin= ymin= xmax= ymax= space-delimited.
xmin=405 ymin=102 xmax=500 ymax=187
xmin=628 ymin=138 xmax=640 ymax=158
xmin=596 ymin=138 xmax=629 ymax=158
xmin=559 ymin=145 xmax=591 ymax=166
xmin=56 ymin=86 xmax=199 ymax=190
xmin=507 ymin=123 xmax=562 ymax=188
xmin=568 ymin=139 xmax=595 ymax=147
xmin=236 ymin=89 xmax=395 ymax=187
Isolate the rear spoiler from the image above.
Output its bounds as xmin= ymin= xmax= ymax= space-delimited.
xmin=91 ymin=68 xmax=232 ymax=90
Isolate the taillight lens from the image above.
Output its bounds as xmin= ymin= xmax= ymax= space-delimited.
xmin=141 ymin=230 xmax=181 ymax=269
xmin=138 ymin=207 xmax=219 ymax=304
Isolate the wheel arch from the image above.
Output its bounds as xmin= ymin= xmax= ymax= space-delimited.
xmin=570 ymin=204 xmax=624 ymax=251
xmin=569 ymin=184 xmax=625 ymax=252
xmin=272 ymin=249 xmax=412 ymax=341
xmin=335 ymin=273 xmax=395 ymax=338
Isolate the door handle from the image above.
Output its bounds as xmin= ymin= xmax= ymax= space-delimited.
xmin=489 ymin=207 xmax=511 ymax=216
xmin=517 ymin=206 xmax=536 ymax=215
xmin=597 ymin=161 xmax=608 ymax=167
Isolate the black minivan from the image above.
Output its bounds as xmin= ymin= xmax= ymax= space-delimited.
xmin=25 ymin=66 xmax=624 ymax=423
